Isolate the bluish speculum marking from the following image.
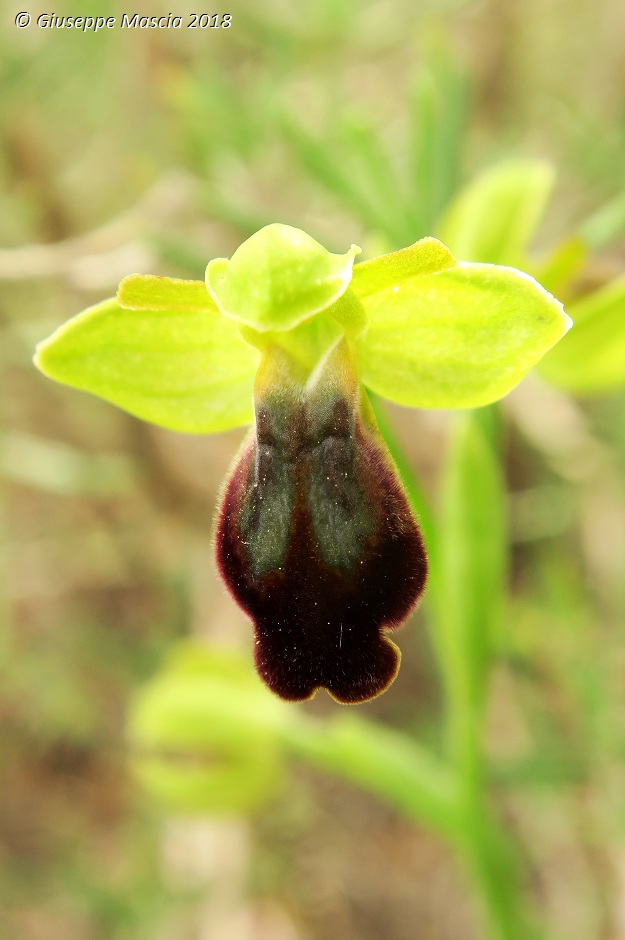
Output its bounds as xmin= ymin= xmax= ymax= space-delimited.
xmin=237 ymin=402 xmax=298 ymax=580
xmin=215 ymin=338 xmax=427 ymax=703
xmin=306 ymin=395 xmax=374 ymax=571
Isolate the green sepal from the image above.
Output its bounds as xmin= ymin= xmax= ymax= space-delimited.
xmin=206 ymin=223 xmax=360 ymax=332
xmin=34 ymin=297 xmax=259 ymax=434
xmin=537 ymin=275 xmax=625 ymax=393
xmin=437 ymin=159 xmax=555 ymax=266
xmin=356 ymin=261 xmax=571 ymax=409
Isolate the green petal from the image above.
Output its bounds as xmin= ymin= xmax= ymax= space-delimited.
xmin=356 ymin=262 xmax=571 ymax=409
xmin=118 ymin=274 xmax=213 ymax=311
xmin=206 ymin=223 xmax=360 ymax=332
xmin=537 ymin=275 xmax=625 ymax=393
xmin=34 ymin=297 xmax=259 ymax=434
xmin=352 ymin=236 xmax=456 ymax=298
xmin=437 ymin=159 xmax=555 ymax=265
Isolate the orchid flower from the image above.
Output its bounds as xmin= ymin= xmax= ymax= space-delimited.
xmin=34 ymin=224 xmax=570 ymax=703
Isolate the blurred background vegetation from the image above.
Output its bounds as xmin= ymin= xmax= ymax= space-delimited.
xmin=2 ymin=0 xmax=625 ymax=938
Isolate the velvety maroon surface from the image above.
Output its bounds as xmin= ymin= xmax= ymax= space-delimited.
xmin=215 ymin=411 xmax=427 ymax=704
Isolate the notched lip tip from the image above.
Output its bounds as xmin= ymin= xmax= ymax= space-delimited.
xmin=265 ymin=638 xmax=402 ymax=706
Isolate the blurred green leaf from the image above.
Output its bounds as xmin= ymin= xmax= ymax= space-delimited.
xmin=281 ymin=113 xmax=398 ymax=242
xmin=281 ymin=41 xmax=468 ymax=248
xmin=577 ymin=188 xmax=625 ymax=250
xmin=355 ymin=253 xmax=571 ymax=408
xmin=438 ymin=160 xmax=555 ymax=265
xmin=532 ymin=235 xmax=587 ymax=296
xmin=409 ymin=45 xmax=468 ymax=236
xmin=537 ymin=275 xmax=625 ymax=393
xmin=341 ymin=113 xmax=416 ymax=247
xmin=282 ymin=715 xmax=461 ymax=841
xmin=34 ymin=297 xmax=259 ymax=434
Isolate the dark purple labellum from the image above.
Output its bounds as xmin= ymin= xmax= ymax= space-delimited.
xmin=214 ymin=339 xmax=427 ymax=704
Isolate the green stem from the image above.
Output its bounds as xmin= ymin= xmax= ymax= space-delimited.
xmin=368 ymin=400 xmax=546 ymax=940
xmin=459 ymin=807 xmax=543 ymax=940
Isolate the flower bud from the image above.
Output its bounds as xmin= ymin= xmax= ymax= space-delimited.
xmin=215 ymin=338 xmax=427 ymax=703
